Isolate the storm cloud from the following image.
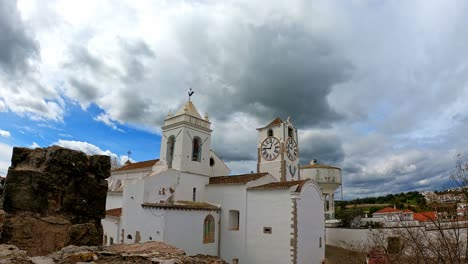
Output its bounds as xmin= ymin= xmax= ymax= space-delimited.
xmin=1 ymin=0 xmax=468 ymax=198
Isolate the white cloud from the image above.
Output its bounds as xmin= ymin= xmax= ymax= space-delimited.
xmin=0 ymin=129 xmax=10 ymax=138
xmin=0 ymin=0 xmax=466 ymax=197
xmin=94 ymin=113 xmax=123 ymax=131
xmin=29 ymin=142 xmax=40 ymax=148
xmin=0 ymin=142 xmax=13 ymax=176
xmin=0 ymin=99 xmax=6 ymax=112
xmin=54 ymin=139 xmax=126 ymax=166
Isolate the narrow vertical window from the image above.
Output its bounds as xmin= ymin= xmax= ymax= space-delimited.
xmin=166 ymin=136 xmax=175 ymax=168
xmin=192 ymin=137 xmax=202 ymax=162
xmin=203 ymin=215 xmax=215 ymax=243
xmin=193 ymin=187 xmax=197 ymax=201
xmin=229 ymin=210 xmax=240 ymax=230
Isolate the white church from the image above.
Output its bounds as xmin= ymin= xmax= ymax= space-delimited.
xmin=103 ymin=98 xmax=333 ymax=264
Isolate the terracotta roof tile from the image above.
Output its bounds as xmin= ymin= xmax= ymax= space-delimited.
xmin=248 ymin=180 xmax=308 ymax=192
xmin=209 ymin=173 xmax=269 ymax=184
xmin=112 ymin=159 xmax=159 ymax=172
xmin=106 ymin=208 xmax=122 ymax=217
xmin=374 ymin=207 xmax=401 ymax=214
xmin=256 ymin=117 xmax=284 ymax=130
xmin=142 ymin=201 xmax=220 ymax=211
xmin=413 ymin=212 xmax=437 ymax=222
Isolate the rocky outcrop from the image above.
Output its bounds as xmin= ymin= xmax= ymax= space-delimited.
xmin=0 ymin=242 xmax=227 ymax=264
xmin=0 ymin=146 xmax=111 ymax=256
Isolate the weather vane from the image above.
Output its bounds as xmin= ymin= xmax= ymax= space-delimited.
xmin=188 ymin=88 xmax=195 ymax=101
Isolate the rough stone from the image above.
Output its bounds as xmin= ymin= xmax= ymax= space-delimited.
xmin=0 ymin=146 xmax=111 ymax=256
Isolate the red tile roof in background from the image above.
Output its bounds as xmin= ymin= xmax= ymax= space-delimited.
xmin=413 ymin=212 xmax=437 ymax=222
xmin=374 ymin=207 xmax=401 ymax=214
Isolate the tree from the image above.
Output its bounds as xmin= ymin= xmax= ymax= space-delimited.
xmin=342 ymin=155 xmax=468 ymax=264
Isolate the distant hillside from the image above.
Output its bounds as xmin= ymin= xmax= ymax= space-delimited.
xmin=337 ymin=191 xmax=427 ymax=213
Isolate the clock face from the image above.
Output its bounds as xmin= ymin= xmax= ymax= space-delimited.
xmin=286 ymin=137 xmax=298 ymax=161
xmin=261 ymin=137 xmax=280 ymax=161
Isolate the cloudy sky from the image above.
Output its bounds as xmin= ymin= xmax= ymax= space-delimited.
xmin=1 ymin=0 xmax=468 ymax=199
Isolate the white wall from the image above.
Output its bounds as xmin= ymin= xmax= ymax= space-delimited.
xmin=297 ymin=182 xmax=325 ymax=264
xmin=106 ymin=192 xmax=123 ymax=210
xmin=245 ymin=189 xmax=292 ymax=264
xmin=208 ymin=150 xmax=230 ymax=177
xmin=326 ymin=227 xmax=373 ymax=247
xmin=176 ymin=172 xmax=209 ymax=202
xmin=164 ymin=209 xmax=219 ymax=256
xmin=205 ymin=184 xmax=248 ymax=263
xmin=102 ymin=217 xmax=120 ymax=246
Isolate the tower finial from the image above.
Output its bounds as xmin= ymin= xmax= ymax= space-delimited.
xmin=188 ymin=88 xmax=195 ymax=101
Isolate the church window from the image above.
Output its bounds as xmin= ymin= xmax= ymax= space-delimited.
xmin=267 ymin=129 xmax=273 ymax=137
xmin=114 ymin=180 xmax=123 ymax=191
xmin=263 ymin=227 xmax=272 ymax=234
xmin=203 ymin=215 xmax=215 ymax=243
xmin=166 ymin=136 xmax=175 ymax=168
xmin=149 ymin=236 xmax=152 ymax=241
xmin=210 ymin=157 xmax=215 ymax=167
xmin=104 ymin=235 xmax=107 ymax=245
xmin=288 ymin=126 xmax=294 ymax=137
xmin=229 ymin=210 xmax=240 ymax=230
xmin=192 ymin=137 xmax=202 ymax=162
xmin=319 ymin=237 xmax=322 ymax=248
xmin=193 ymin=187 xmax=197 ymax=201
xmin=109 ymin=237 xmax=114 ymax=245
xmin=127 ymin=234 xmax=132 ymax=240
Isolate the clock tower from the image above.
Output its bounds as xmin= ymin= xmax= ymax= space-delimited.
xmin=257 ymin=117 xmax=300 ymax=182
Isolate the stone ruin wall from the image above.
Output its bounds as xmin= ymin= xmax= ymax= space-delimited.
xmin=0 ymin=146 xmax=110 ymax=256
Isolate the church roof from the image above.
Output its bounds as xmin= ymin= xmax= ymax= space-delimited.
xmin=209 ymin=173 xmax=269 ymax=185
xmin=106 ymin=207 xmax=122 ymax=218
xmin=174 ymin=100 xmax=203 ymax=119
xmin=248 ymin=179 xmax=308 ymax=192
xmin=112 ymin=159 xmax=159 ymax=172
xmin=142 ymin=201 xmax=220 ymax=211
xmin=256 ymin=117 xmax=284 ymax=130
xmin=300 ymin=164 xmax=341 ymax=170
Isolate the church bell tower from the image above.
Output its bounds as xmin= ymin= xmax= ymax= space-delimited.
xmin=257 ymin=117 xmax=300 ymax=182
xmin=159 ymin=97 xmax=212 ymax=176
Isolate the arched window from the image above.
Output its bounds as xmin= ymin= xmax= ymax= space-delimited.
xmin=193 ymin=187 xmax=197 ymax=201
xmin=166 ymin=135 xmax=175 ymax=168
xmin=267 ymin=129 xmax=273 ymax=137
xmin=288 ymin=126 xmax=294 ymax=137
xmin=203 ymin=215 xmax=215 ymax=243
xmin=114 ymin=180 xmax=123 ymax=191
xmin=209 ymin=157 xmax=215 ymax=167
xmin=192 ymin=137 xmax=202 ymax=162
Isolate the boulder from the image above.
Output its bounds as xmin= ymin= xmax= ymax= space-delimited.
xmin=0 ymin=146 xmax=110 ymax=256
